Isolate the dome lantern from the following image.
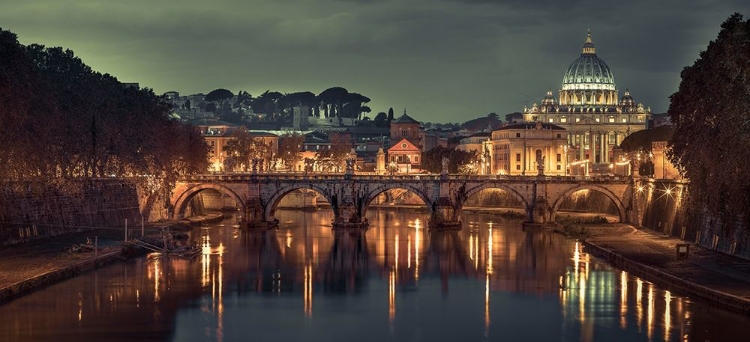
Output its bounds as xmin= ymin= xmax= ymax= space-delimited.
xmin=582 ymin=30 xmax=596 ymax=55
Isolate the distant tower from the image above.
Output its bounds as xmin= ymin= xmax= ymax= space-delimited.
xmin=376 ymin=147 xmax=385 ymax=175
xmin=389 ymin=109 xmax=421 ymax=147
xmin=293 ymin=106 xmax=309 ymax=130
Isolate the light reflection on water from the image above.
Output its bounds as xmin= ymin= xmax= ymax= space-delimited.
xmin=0 ymin=209 xmax=748 ymax=342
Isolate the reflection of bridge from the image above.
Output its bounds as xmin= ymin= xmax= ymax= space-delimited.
xmin=165 ymin=174 xmax=638 ymax=228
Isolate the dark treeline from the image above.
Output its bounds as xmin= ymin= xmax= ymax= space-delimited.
xmin=0 ymin=28 xmax=207 ymax=192
xmin=667 ymin=14 xmax=750 ymax=230
xmin=194 ymin=86 xmax=373 ymax=125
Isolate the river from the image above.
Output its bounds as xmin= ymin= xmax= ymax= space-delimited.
xmin=0 ymin=209 xmax=748 ymax=342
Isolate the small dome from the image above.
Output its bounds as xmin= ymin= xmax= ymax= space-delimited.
xmin=541 ymin=90 xmax=556 ymax=105
xmin=619 ymin=89 xmax=635 ymax=107
xmin=561 ymin=31 xmax=616 ymax=91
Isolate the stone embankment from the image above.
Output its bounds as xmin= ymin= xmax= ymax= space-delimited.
xmin=584 ymin=224 xmax=750 ymax=315
xmin=0 ymin=250 xmax=122 ymax=304
xmin=0 ymin=222 xmax=183 ymax=305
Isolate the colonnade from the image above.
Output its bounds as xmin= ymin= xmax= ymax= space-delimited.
xmin=568 ymin=130 xmax=625 ymax=164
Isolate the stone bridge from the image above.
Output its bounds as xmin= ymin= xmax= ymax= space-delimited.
xmin=163 ymin=173 xmax=638 ymax=229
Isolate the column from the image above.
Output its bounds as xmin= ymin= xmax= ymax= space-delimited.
xmin=590 ymin=130 xmax=595 ymax=163
xmin=604 ymin=131 xmax=609 ymax=163
xmin=579 ymin=133 xmax=584 ymax=161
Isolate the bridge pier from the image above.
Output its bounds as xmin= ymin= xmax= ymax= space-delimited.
xmin=331 ymin=191 xmax=370 ymax=229
xmin=522 ymin=181 xmax=556 ymax=229
xmin=243 ymin=197 xmax=279 ymax=229
xmin=428 ymin=199 xmax=462 ymax=230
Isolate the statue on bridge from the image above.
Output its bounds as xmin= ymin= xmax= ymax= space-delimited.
xmin=536 ymin=150 xmax=545 ymax=176
xmin=345 ymin=157 xmax=355 ymax=176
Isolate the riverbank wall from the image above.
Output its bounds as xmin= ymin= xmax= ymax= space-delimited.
xmin=634 ymin=178 xmax=749 ymax=260
xmin=584 ymin=240 xmax=750 ymax=315
xmin=0 ymin=250 xmax=122 ymax=305
xmin=0 ymin=180 xmax=142 ymax=246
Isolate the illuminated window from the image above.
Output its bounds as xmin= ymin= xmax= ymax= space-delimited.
xmin=595 ymin=118 xmax=600 ymax=122
xmin=548 ymin=118 xmax=554 ymax=123
xmin=637 ymin=116 xmax=643 ymax=122
xmin=608 ymin=117 xmax=615 ymax=123
xmin=575 ymin=118 xmax=580 ymax=122
xmin=622 ymin=118 xmax=627 ymax=123
xmin=561 ymin=117 xmax=567 ymax=123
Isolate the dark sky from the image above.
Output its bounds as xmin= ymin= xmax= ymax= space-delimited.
xmin=2 ymin=0 xmax=748 ymax=123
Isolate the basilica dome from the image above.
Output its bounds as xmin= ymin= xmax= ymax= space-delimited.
xmin=561 ymin=31 xmax=616 ymax=91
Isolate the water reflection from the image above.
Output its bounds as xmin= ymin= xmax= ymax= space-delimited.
xmin=321 ymin=228 xmax=370 ymax=293
xmin=0 ymin=210 xmax=748 ymax=342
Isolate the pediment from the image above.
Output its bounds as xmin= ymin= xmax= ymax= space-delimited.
xmin=387 ymin=138 xmax=420 ymax=152
xmin=571 ymin=116 xmax=603 ymax=126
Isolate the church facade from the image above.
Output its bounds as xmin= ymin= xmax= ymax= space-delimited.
xmin=520 ymin=31 xmax=651 ymax=166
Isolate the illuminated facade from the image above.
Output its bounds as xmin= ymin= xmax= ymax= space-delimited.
xmin=490 ymin=122 xmax=568 ymax=176
xmin=522 ymin=31 xmax=650 ymax=165
xmin=388 ymin=111 xmax=422 ymax=173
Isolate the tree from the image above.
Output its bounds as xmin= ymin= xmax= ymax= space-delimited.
xmin=251 ymin=90 xmax=283 ymax=117
xmin=316 ymin=133 xmax=352 ymax=172
xmin=317 ymin=87 xmax=349 ymax=118
xmin=667 ymin=13 xmax=750 ymax=229
xmin=0 ymin=27 xmax=208 ymax=199
xmin=222 ymin=128 xmax=272 ymax=172
xmin=619 ymin=125 xmax=674 ymax=153
xmin=422 ymin=146 xmax=478 ymax=173
xmin=373 ymin=112 xmax=388 ymax=128
xmin=388 ymin=107 xmax=394 ymax=121
xmin=342 ymin=92 xmax=371 ymax=120
xmin=278 ymin=132 xmax=305 ymax=171
xmin=205 ymin=88 xmax=234 ymax=102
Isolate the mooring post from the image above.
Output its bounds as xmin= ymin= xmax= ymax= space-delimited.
xmin=124 ymin=218 xmax=128 ymax=242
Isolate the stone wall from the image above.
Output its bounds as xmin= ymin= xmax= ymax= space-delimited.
xmin=0 ymin=180 xmax=141 ymax=246
xmin=635 ymin=178 xmax=750 ymax=260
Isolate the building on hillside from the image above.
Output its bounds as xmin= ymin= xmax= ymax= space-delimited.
xmin=293 ymin=106 xmax=310 ymax=130
xmin=196 ymin=122 xmax=238 ymax=172
xmin=193 ymin=119 xmax=281 ymax=172
xmin=457 ymin=132 xmax=493 ymax=174
xmin=490 ymin=122 xmax=568 ymax=176
xmin=651 ymin=141 xmax=681 ymax=180
xmin=390 ymin=111 xmax=421 ymax=147
xmin=521 ymin=31 xmax=650 ymax=165
xmin=388 ymin=111 xmax=422 ymax=173
xmin=387 ymin=138 xmax=422 ymax=174
xmin=420 ymin=129 xmax=449 ymax=152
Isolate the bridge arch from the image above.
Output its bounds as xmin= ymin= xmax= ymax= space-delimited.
xmin=550 ymin=184 xmax=626 ymax=223
xmin=264 ymin=184 xmax=334 ymax=223
xmin=460 ymin=183 xmax=532 ymax=220
xmin=361 ymin=183 xmax=434 ymax=218
xmin=173 ymin=183 xmax=245 ymax=219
